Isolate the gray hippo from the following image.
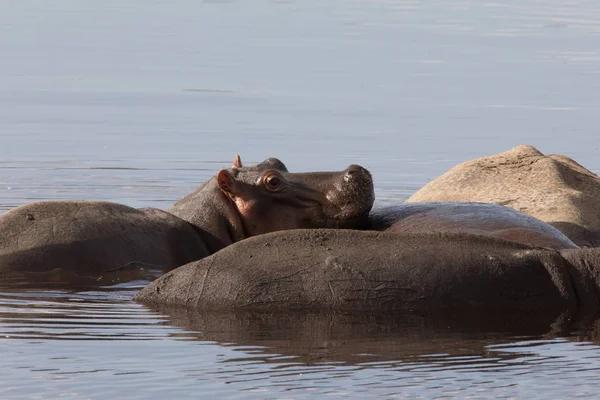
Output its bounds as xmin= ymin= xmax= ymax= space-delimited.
xmin=134 ymin=228 xmax=600 ymax=314
xmin=406 ymin=144 xmax=600 ymax=247
xmin=0 ymin=157 xmax=375 ymax=281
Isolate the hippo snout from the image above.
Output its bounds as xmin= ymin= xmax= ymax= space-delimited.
xmin=344 ymin=164 xmax=370 ymax=183
xmin=323 ymin=164 xmax=374 ymax=225
xmin=341 ymin=164 xmax=373 ymax=192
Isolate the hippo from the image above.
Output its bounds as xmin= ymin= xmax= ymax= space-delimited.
xmin=406 ymin=144 xmax=600 ymax=247
xmin=369 ymin=202 xmax=578 ymax=250
xmin=0 ymin=203 xmax=206 ymax=284
xmin=168 ymin=155 xmax=375 ymax=252
xmin=134 ymin=228 xmax=600 ymax=314
xmin=0 ymin=157 xmax=374 ymax=282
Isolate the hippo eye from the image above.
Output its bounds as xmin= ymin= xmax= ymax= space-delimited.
xmin=264 ymin=174 xmax=284 ymax=191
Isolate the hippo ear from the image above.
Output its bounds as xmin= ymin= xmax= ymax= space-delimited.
xmin=217 ymin=170 xmax=239 ymax=195
xmin=232 ymin=154 xmax=242 ymax=169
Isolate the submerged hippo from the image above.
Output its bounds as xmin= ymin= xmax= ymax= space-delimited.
xmin=369 ymin=202 xmax=577 ymax=250
xmin=407 ymin=144 xmax=600 ymax=247
xmin=0 ymin=157 xmax=374 ymax=281
xmin=135 ymin=229 xmax=600 ymax=314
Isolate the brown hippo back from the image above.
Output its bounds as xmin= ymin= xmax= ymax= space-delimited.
xmin=407 ymin=144 xmax=600 ymax=247
xmin=135 ymin=229 xmax=600 ymax=313
xmin=369 ymin=202 xmax=578 ymax=250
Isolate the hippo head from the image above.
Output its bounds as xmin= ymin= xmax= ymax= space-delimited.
xmin=216 ymin=156 xmax=375 ymax=236
xmin=168 ymin=155 xmax=374 ymax=253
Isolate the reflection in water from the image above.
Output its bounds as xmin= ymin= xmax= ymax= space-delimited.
xmin=2 ymin=287 xmax=600 ymax=398
xmin=155 ymin=306 xmax=572 ymax=365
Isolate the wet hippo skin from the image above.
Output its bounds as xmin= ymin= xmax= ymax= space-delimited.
xmin=368 ymin=202 xmax=578 ymax=250
xmin=135 ymin=229 xmax=600 ymax=313
xmin=0 ymin=202 xmax=208 ymax=279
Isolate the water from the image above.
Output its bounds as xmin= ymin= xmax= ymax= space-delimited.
xmin=1 ymin=0 xmax=600 ymax=398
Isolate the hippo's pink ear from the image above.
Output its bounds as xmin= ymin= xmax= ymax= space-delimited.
xmin=217 ymin=170 xmax=238 ymax=194
xmin=232 ymin=154 xmax=242 ymax=169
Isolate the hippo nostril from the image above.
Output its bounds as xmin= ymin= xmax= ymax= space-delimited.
xmin=344 ymin=165 xmax=368 ymax=182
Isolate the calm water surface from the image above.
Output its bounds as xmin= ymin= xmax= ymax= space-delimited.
xmin=1 ymin=1 xmax=600 ymax=398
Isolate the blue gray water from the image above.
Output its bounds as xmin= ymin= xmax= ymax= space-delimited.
xmin=1 ymin=1 xmax=600 ymax=398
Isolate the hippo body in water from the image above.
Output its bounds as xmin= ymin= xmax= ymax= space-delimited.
xmin=0 ymin=202 xmax=207 ymax=281
xmin=135 ymin=229 xmax=600 ymax=314
xmin=135 ymin=151 xmax=600 ymax=312
xmin=0 ymin=157 xmax=374 ymax=280
xmin=369 ymin=202 xmax=578 ymax=250
xmin=407 ymin=145 xmax=600 ymax=247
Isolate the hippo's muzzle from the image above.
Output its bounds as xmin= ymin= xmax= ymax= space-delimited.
xmin=323 ymin=164 xmax=374 ymax=224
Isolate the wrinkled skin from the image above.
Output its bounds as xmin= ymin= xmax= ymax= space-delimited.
xmin=369 ymin=202 xmax=578 ymax=250
xmin=0 ymin=157 xmax=374 ymax=280
xmin=135 ymin=229 xmax=600 ymax=313
xmin=407 ymin=144 xmax=600 ymax=247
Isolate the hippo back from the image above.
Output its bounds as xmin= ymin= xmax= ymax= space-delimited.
xmin=407 ymin=144 xmax=600 ymax=247
xmin=0 ymin=201 xmax=208 ymax=278
xmin=369 ymin=202 xmax=578 ymax=250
